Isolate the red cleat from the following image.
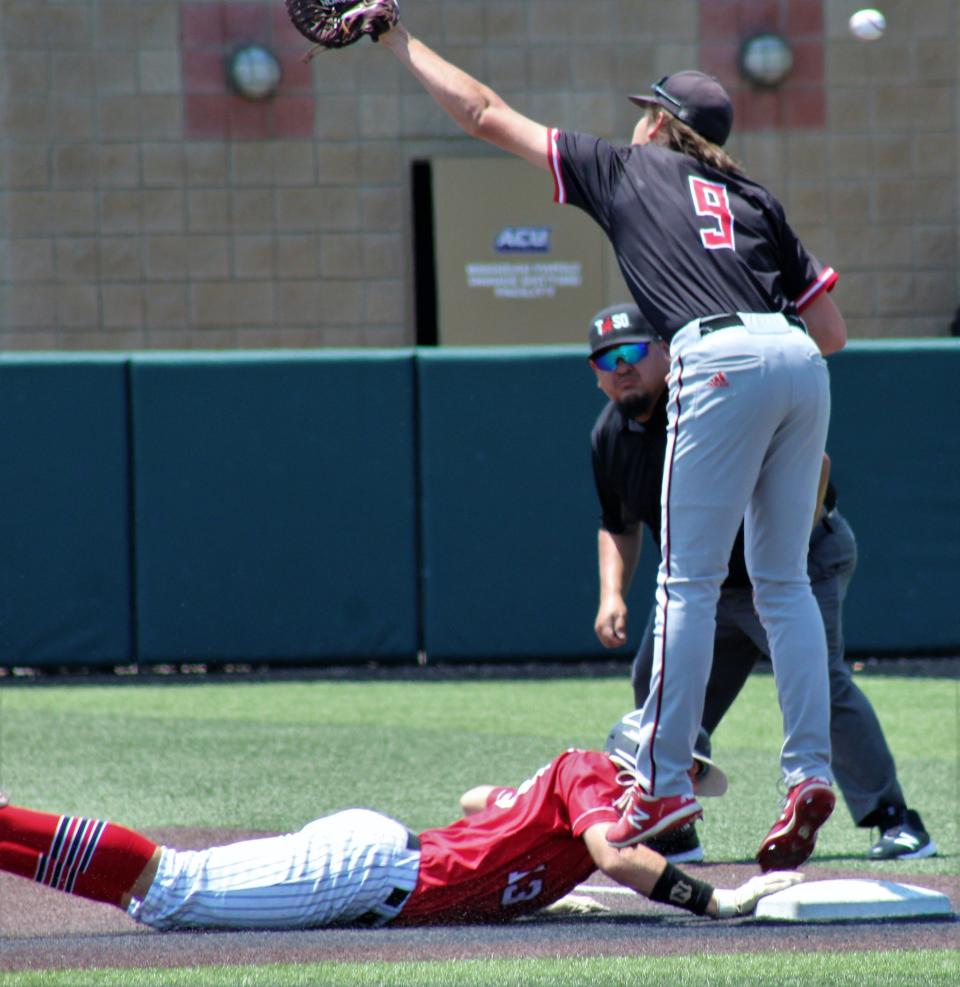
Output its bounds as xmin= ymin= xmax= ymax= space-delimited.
xmin=606 ymin=786 xmax=703 ymax=848
xmin=757 ymin=777 xmax=835 ymax=872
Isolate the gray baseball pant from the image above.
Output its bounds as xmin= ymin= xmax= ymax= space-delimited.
xmin=634 ymin=315 xmax=833 ymax=796
xmin=631 ymin=509 xmax=906 ymax=824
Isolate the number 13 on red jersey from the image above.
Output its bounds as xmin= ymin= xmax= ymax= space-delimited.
xmin=688 ymin=175 xmax=735 ymax=250
xmin=501 ymin=864 xmax=546 ymax=906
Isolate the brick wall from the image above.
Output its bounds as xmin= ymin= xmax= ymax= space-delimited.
xmin=1 ymin=0 xmax=957 ymax=349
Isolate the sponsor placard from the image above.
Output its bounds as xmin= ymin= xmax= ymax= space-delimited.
xmin=432 ymin=157 xmax=620 ymax=345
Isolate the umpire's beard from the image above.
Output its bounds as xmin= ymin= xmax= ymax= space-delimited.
xmin=617 ymin=393 xmax=654 ymax=420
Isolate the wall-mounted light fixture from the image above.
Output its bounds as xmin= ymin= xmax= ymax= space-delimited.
xmin=226 ymin=44 xmax=282 ymax=100
xmin=739 ymin=33 xmax=794 ymax=88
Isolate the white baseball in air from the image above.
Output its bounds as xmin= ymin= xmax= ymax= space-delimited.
xmin=848 ymin=8 xmax=886 ymax=41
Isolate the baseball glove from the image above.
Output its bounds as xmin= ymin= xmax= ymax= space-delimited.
xmin=285 ymin=0 xmax=399 ymax=59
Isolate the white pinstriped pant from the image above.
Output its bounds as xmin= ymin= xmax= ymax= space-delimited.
xmin=128 ymin=809 xmax=420 ymax=930
xmin=633 ymin=313 xmax=834 ymax=797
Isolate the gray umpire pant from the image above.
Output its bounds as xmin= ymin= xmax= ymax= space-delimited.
xmin=631 ymin=509 xmax=906 ymax=826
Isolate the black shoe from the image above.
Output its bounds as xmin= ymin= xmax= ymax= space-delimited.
xmin=869 ymin=808 xmax=937 ymax=860
xmin=645 ymin=822 xmax=704 ymax=863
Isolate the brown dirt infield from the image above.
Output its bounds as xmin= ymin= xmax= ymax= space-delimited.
xmin=1 ymin=826 xmax=956 ymax=973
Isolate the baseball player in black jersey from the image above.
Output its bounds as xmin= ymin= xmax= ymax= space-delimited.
xmin=378 ymin=16 xmax=848 ymax=869
xmin=588 ymin=303 xmax=936 ymax=864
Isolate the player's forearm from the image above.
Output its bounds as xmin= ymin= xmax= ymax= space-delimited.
xmin=591 ymin=834 xmax=804 ymax=919
xmin=621 ymin=849 xmax=722 ymax=918
xmin=585 ymin=829 xmax=717 ymax=916
xmin=381 ymin=25 xmax=503 ymax=138
xmin=380 ymin=24 xmax=548 ymax=167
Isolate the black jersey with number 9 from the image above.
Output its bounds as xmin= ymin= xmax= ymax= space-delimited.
xmin=549 ymin=130 xmax=836 ymax=341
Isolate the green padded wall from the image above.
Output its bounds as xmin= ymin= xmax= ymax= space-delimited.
xmin=416 ymin=347 xmax=658 ymax=661
xmin=0 ymin=356 xmax=132 ymax=666
xmin=417 ymin=342 xmax=960 ymax=661
xmin=130 ymin=351 xmax=418 ymax=663
xmin=826 ymin=341 xmax=960 ymax=653
xmin=2 ymin=342 xmax=955 ymax=670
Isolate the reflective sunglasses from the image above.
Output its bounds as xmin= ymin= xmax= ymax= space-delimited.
xmin=591 ymin=342 xmax=650 ymax=372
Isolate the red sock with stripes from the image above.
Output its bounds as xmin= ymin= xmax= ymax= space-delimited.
xmin=0 ymin=804 xmax=158 ymax=907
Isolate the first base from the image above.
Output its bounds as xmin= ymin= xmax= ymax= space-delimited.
xmin=755 ymin=879 xmax=954 ymax=922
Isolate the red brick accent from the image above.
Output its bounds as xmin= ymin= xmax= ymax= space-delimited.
xmin=185 ymin=93 xmax=231 ymax=140
xmin=272 ymin=95 xmax=317 ymax=138
xmin=789 ymin=40 xmax=825 ymax=85
xmin=181 ymin=2 xmax=225 ymax=48
xmin=223 ymin=2 xmax=271 ymax=45
xmin=181 ymin=2 xmax=316 ymax=141
xmin=784 ymin=86 xmax=826 ymax=128
xmin=277 ymin=56 xmax=313 ymax=93
xmin=700 ymin=43 xmax=742 ymax=89
xmin=785 ymin=0 xmax=824 ymax=37
xmin=183 ymin=50 xmax=226 ymax=93
xmin=698 ymin=0 xmax=825 ymax=134
xmin=270 ymin=4 xmax=311 ymax=50
xmin=700 ymin=1 xmax=741 ymax=41
xmin=738 ymin=88 xmax=782 ymax=130
xmin=227 ymin=97 xmax=272 ymax=139
xmin=738 ymin=0 xmax=781 ymax=36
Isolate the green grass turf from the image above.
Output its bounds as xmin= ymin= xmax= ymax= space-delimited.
xmin=0 ymin=672 xmax=955 ymax=864
xmin=0 ymin=677 xmax=626 ymax=831
xmin=1 ymin=950 xmax=958 ymax=986
xmin=0 ymin=670 xmax=956 ymax=985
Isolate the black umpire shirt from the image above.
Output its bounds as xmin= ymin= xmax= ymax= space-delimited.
xmin=591 ymin=395 xmax=838 ymax=591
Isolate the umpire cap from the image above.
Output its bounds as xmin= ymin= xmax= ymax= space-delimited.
xmin=604 ymin=712 xmax=728 ymax=797
xmin=629 ymin=71 xmax=734 ymax=147
xmin=588 ymin=303 xmax=659 ymax=358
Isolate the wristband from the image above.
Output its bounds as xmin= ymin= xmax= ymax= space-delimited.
xmin=648 ymin=862 xmax=714 ymax=916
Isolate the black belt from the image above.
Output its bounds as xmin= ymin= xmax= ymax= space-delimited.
xmin=353 ymin=829 xmax=420 ymax=927
xmin=699 ymin=313 xmax=806 ymax=335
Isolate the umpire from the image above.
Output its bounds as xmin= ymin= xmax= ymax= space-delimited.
xmin=587 ymin=303 xmax=936 ymax=863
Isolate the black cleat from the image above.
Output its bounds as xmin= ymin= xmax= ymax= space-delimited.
xmin=645 ymin=822 xmax=704 ymax=863
xmin=869 ymin=808 xmax=937 ymax=860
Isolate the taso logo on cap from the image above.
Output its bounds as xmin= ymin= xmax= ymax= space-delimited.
xmin=595 ymin=311 xmax=631 ymax=336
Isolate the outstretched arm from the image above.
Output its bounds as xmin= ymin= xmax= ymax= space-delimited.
xmin=380 ymin=24 xmax=551 ymax=169
xmin=582 ymin=823 xmax=802 ymax=918
xmin=582 ymin=823 xmax=669 ymax=896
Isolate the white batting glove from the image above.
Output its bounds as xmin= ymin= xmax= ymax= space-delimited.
xmin=537 ymin=893 xmax=610 ymax=917
xmin=713 ymin=870 xmax=804 ymax=918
